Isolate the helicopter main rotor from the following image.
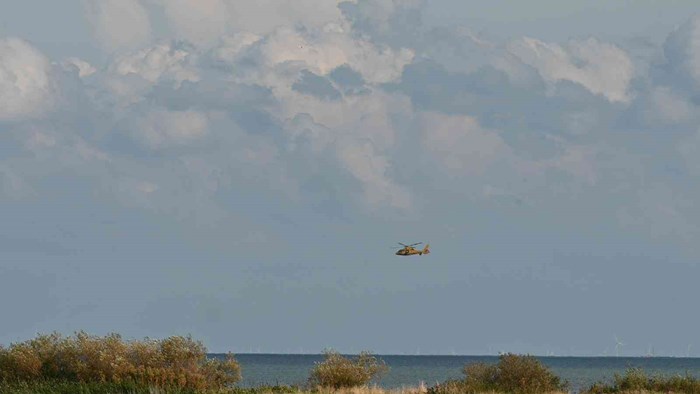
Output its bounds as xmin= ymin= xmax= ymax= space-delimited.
xmin=398 ymin=242 xmax=422 ymax=247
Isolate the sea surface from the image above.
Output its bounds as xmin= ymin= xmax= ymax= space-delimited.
xmin=210 ymin=354 xmax=700 ymax=393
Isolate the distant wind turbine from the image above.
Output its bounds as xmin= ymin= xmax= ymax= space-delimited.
xmin=614 ymin=335 xmax=624 ymax=357
xmin=646 ymin=344 xmax=655 ymax=357
xmin=687 ymin=344 xmax=693 ymax=358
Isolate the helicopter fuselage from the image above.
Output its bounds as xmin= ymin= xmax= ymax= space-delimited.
xmin=396 ymin=247 xmax=420 ymax=255
xmin=395 ymin=244 xmax=430 ymax=256
xmin=396 ymin=248 xmax=429 ymax=256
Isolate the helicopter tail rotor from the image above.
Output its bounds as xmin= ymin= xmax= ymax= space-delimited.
xmin=422 ymin=244 xmax=430 ymax=255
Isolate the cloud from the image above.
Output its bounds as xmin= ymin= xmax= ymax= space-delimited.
xmin=0 ymin=38 xmax=53 ymax=120
xmin=134 ymin=109 xmax=209 ymax=149
xmin=104 ymin=42 xmax=200 ymax=105
xmin=645 ymin=86 xmax=695 ymax=125
xmin=6 ymin=1 xmax=700 ymax=250
xmin=211 ymin=32 xmax=263 ymax=66
xmin=109 ymin=43 xmax=199 ymax=84
xmin=663 ymin=15 xmax=700 ymax=91
xmin=508 ymin=37 xmax=635 ymax=103
xmin=277 ymin=87 xmax=413 ymax=209
xmin=337 ymin=141 xmax=411 ymax=209
xmin=338 ymin=0 xmax=426 ymax=47
xmin=188 ymin=17 xmax=416 ymax=210
xmin=83 ymin=0 xmax=152 ymax=53
xmin=420 ymin=111 xmax=510 ymax=177
xmin=253 ymin=25 xmax=413 ymax=86
xmin=9 ymin=0 xmax=700 ymax=355
xmin=61 ymin=57 xmax=97 ymax=78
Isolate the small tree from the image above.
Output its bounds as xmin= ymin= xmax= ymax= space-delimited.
xmin=308 ymin=349 xmax=388 ymax=389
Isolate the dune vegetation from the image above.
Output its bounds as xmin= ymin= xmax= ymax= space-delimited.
xmin=4 ymin=333 xmax=700 ymax=393
xmin=308 ymin=350 xmax=389 ymax=389
xmin=581 ymin=367 xmax=700 ymax=394
xmin=0 ymin=331 xmax=240 ymax=393
xmin=426 ymin=353 xmax=568 ymax=394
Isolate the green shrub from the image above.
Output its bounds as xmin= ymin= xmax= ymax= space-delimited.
xmin=0 ymin=331 xmax=241 ymax=391
xmin=583 ymin=367 xmax=700 ymax=394
xmin=0 ymin=380 xmax=186 ymax=394
xmin=229 ymin=384 xmax=302 ymax=394
xmin=308 ymin=349 xmax=389 ymax=389
xmin=425 ymin=378 xmax=471 ymax=394
xmin=428 ymin=353 xmax=566 ymax=394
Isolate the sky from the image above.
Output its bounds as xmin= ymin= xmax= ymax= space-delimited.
xmin=1 ymin=0 xmax=700 ymax=357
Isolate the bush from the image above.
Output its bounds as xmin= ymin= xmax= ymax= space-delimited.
xmin=0 ymin=380 xmax=195 ymax=394
xmin=229 ymin=384 xmax=302 ymax=394
xmin=428 ymin=353 xmax=567 ymax=394
xmin=0 ymin=331 xmax=241 ymax=391
xmin=308 ymin=349 xmax=389 ymax=389
xmin=583 ymin=367 xmax=700 ymax=394
xmin=0 ymin=381 xmax=304 ymax=394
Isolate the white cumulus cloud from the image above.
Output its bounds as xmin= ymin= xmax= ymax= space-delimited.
xmin=508 ymin=37 xmax=634 ymax=103
xmin=0 ymin=38 xmax=53 ymax=120
xmin=61 ymin=57 xmax=97 ymax=78
xmin=110 ymin=44 xmax=199 ymax=84
xmin=239 ymin=25 xmax=413 ymax=90
xmin=104 ymin=43 xmax=200 ymax=104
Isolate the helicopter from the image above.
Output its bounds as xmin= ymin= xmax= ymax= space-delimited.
xmin=394 ymin=242 xmax=430 ymax=256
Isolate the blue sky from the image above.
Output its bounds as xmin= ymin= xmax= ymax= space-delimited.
xmin=1 ymin=0 xmax=700 ymax=357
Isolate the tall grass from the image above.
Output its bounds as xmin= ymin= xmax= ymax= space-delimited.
xmin=0 ymin=331 xmax=240 ymax=391
xmin=308 ymin=350 xmax=389 ymax=389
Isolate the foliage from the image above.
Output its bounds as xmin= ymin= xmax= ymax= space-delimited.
xmin=0 ymin=380 xmax=197 ymax=393
xmin=0 ymin=381 xmax=429 ymax=394
xmin=428 ymin=353 xmax=567 ymax=394
xmin=308 ymin=350 xmax=389 ymax=389
xmin=583 ymin=367 xmax=700 ymax=394
xmin=229 ymin=384 xmax=303 ymax=394
xmin=0 ymin=331 xmax=240 ymax=391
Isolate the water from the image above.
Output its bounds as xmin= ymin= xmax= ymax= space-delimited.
xmin=210 ymin=354 xmax=700 ymax=393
